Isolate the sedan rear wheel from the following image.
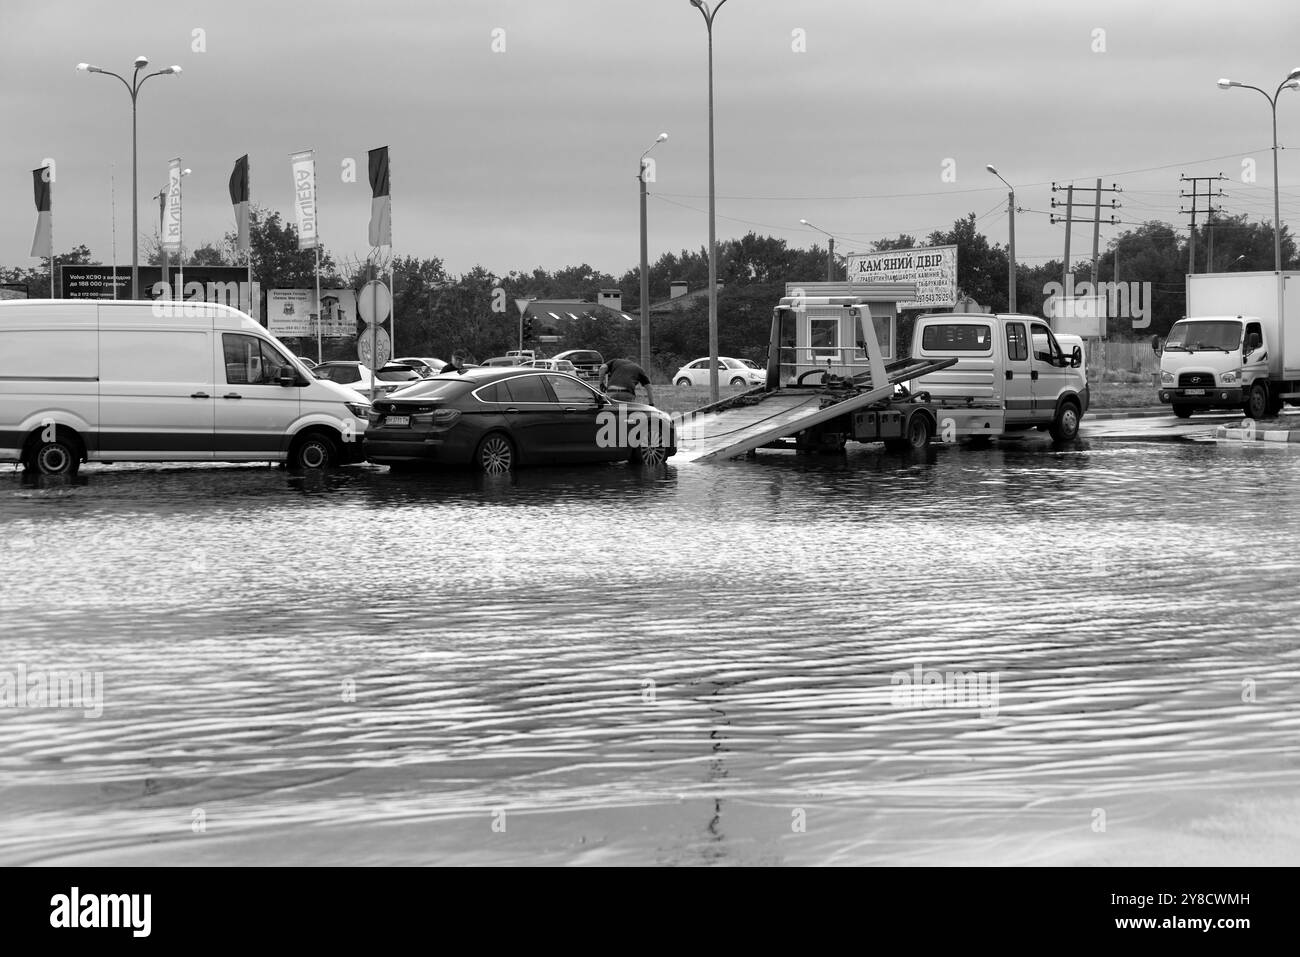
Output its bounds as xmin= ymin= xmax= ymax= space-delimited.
xmin=477 ymin=433 xmax=515 ymax=473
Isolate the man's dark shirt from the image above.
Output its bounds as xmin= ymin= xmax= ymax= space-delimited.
xmin=605 ymin=358 xmax=650 ymax=392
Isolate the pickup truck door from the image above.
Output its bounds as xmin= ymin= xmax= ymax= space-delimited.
xmin=1029 ymin=322 xmax=1069 ymax=419
xmin=1003 ymin=320 xmax=1034 ymax=425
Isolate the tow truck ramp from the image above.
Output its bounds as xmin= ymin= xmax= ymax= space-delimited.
xmin=674 ymin=355 xmax=957 ymax=463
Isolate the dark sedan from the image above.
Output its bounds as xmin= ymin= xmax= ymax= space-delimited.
xmin=364 ymin=367 xmax=676 ymax=472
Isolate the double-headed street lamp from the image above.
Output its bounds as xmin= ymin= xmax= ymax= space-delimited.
xmin=639 ymin=132 xmax=668 ymax=375
xmin=689 ymin=0 xmax=729 ymax=402
xmin=1218 ymin=68 xmax=1299 ymax=379
xmin=799 ymin=219 xmax=838 ymax=281
xmin=77 ymin=56 xmax=182 ymax=299
xmin=986 ymin=165 xmax=1017 ymax=313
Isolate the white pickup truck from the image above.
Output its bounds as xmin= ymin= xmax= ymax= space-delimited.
xmin=909 ymin=312 xmax=1089 ymax=441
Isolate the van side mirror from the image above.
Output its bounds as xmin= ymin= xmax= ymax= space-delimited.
xmin=1070 ymin=345 xmax=1082 ymax=368
xmin=279 ymin=368 xmax=297 ymax=387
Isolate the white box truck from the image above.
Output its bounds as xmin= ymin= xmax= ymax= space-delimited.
xmin=0 ymin=299 xmax=372 ymax=476
xmin=1159 ymin=271 xmax=1300 ymax=418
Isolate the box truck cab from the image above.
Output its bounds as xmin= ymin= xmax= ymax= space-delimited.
xmin=910 ymin=313 xmax=1087 ymax=441
xmin=0 ymin=299 xmax=371 ymax=476
xmin=1158 ymin=316 xmax=1272 ymax=418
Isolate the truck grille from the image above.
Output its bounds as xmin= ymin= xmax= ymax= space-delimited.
xmin=1178 ymin=372 xmax=1214 ymax=388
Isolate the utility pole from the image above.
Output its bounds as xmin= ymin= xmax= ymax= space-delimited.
xmin=1179 ymin=173 xmax=1227 ymax=275
xmin=826 ymin=236 xmax=835 ymax=281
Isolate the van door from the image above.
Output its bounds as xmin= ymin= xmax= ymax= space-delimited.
xmin=97 ymin=312 xmax=214 ymax=460
xmin=1028 ymin=321 xmax=1069 ymax=420
xmin=214 ymin=332 xmax=300 ymax=460
xmin=1002 ymin=320 xmax=1034 ymax=425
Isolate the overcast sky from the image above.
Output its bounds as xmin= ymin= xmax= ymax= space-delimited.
xmin=3 ymin=0 xmax=1299 ymax=284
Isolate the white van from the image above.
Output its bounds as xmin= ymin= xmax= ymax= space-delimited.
xmin=0 ymin=299 xmax=371 ymax=475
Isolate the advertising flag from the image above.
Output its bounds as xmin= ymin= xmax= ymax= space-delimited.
xmin=162 ymin=158 xmax=183 ymax=254
xmin=290 ymin=150 xmax=318 ymax=249
xmin=229 ymin=154 xmax=250 ymax=253
xmin=30 ymin=167 xmax=52 ymax=258
xmin=367 ymin=146 xmax=391 ymax=247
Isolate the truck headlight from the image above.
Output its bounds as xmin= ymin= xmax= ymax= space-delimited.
xmin=1160 ymin=371 xmax=1174 ymax=384
xmin=1219 ymin=371 xmax=1238 ymax=383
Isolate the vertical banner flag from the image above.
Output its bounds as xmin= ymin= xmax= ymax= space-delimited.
xmin=31 ymin=167 xmax=52 ymax=258
xmin=368 ymin=146 xmax=391 ymax=247
xmin=229 ymin=154 xmax=250 ymax=253
xmin=162 ymin=158 xmax=183 ymax=254
xmin=290 ymin=150 xmax=318 ymax=250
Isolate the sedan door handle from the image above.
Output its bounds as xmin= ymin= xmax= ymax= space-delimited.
xmin=223 ymin=393 xmax=242 ymax=399
xmin=190 ymin=391 xmax=209 ymax=398
xmin=505 ymin=407 xmax=519 ymax=414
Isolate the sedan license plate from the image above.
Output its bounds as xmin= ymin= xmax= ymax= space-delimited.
xmin=1183 ymin=389 xmax=1205 ymax=396
xmin=385 ymin=414 xmax=411 ymax=427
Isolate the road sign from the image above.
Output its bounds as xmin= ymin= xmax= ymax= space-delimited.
xmin=514 ymin=298 xmax=531 ymax=317
xmin=358 ymin=280 xmax=392 ymax=325
xmin=357 ymin=327 xmax=392 ymax=368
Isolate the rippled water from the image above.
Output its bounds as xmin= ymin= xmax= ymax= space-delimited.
xmin=2 ymin=435 xmax=1299 ymax=865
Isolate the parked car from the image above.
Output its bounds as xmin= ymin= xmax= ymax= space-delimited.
xmin=480 ymin=356 xmax=528 ymax=367
xmin=314 ymin=361 xmax=423 ymax=396
xmin=505 ymin=350 xmax=536 ymax=362
xmin=552 ymin=349 xmax=604 ymax=381
xmin=673 ymin=356 xmax=767 ymax=388
xmin=293 ymin=354 xmax=319 ymax=370
xmin=364 ymin=367 xmax=676 ymax=472
xmin=0 ymin=299 xmax=369 ymax=475
xmin=392 ymin=356 xmax=447 ymax=377
xmin=527 ymin=358 xmax=579 ymax=375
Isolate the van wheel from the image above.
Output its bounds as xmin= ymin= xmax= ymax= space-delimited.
xmin=30 ymin=437 xmax=80 ymax=476
xmin=1172 ymin=404 xmax=1194 ymax=419
xmin=476 ymin=433 xmax=515 ymax=473
xmin=1244 ymin=383 xmax=1267 ymax=420
xmin=292 ymin=433 xmax=337 ymax=470
xmin=1049 ymin=401 xmax=1081 ymax=441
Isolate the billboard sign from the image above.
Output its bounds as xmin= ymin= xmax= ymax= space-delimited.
xmin=267 ymin=288 xmax=357 ymax=338
xmin=1045 ymin=294 xmax=1106 ymax=337
xmin=846 ymin=244 xmax=958 ymax=309
xmin=60 ymin=265 xmax=259 ymax=319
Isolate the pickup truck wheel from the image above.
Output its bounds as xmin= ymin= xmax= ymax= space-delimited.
xmin=1244 ymin=383 xmax=1267 ymax=420
xmin=1172 ymin=404 xmax=1194 ymax=419
xmin=1049 ymin=401 xmax=1081 ymax=441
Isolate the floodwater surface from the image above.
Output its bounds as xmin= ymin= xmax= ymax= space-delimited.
xmin=2 ymin=435 xmax=1298 ymax=865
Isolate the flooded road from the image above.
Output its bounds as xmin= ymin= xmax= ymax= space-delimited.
xmin=2 ymin=435 xmax=1299 ymax=865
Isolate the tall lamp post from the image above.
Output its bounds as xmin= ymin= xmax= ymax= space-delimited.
xmin=690 ymin=0 xmax=729 ymax=402
xmin=799 ymin=219 xmax=837 ymax=281
xmin=986 ymin=165 xmax=1017 ymax=312
xmin=639 ymin=132 xmax=668 ymax=375
xmin=77 ymin=56 xmax=182 ymax=299
xmin=1218 ymin=68 xmax=1300 ymax=378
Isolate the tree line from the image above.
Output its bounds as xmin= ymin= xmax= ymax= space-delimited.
xmin=4 ymin=206 xmax=1294 ymax=377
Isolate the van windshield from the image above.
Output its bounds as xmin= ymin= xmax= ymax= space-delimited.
xmin=1164 ymin=320 xmax=1241 ymax=353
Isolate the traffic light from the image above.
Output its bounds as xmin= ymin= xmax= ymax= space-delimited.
xmin=523 ymin=315 xmax=534 ymax=340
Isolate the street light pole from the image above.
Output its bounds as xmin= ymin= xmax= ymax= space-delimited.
xmin=1218 ymin=68 xmax=1300 ymax=381
xmin=77 ymin=57 xmax=182 ymax=299
xmin=799 ymin=219 xmax=838 ymax=281
xmin=691 ymin=0 xmax=729 ymax=402
xmin=639 ymin=132 xmax=668 ymax=376
xmin=987 ymin=165 xmax=1017 ymax=312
